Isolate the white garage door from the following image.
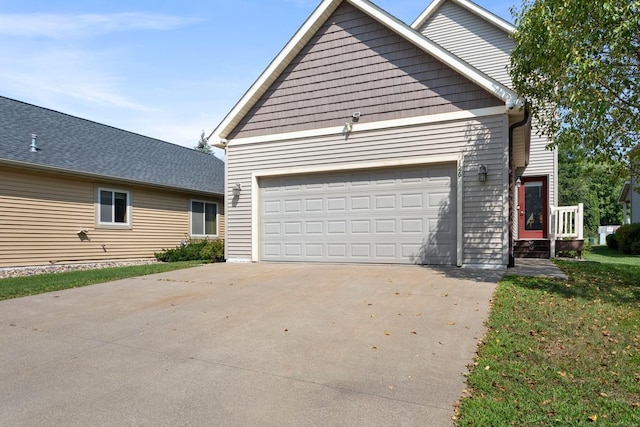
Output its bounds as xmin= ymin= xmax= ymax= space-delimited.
xmin=259 ymin=164 xmax=457 ymax=265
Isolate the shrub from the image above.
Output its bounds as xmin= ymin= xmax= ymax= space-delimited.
xmin=606 ymin=233 xmax=618 ymax=250
xmin=155 ymin=238 xmax=224 ymax=263
xmin=615 ymin=223 xmax=640 ymax=255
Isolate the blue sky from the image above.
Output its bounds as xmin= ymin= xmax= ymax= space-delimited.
xmin=0 ymin=0 xmax=517 ymax=153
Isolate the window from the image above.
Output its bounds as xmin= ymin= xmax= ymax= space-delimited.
xmin=191 ymin=200 xmax=218 ymax=236
xmin=98 ymin=188 xmax=130 ymax=226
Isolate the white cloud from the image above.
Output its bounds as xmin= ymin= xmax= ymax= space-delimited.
xmin=0 ymin=45 xmax=154 ymax=112
xmin=0 ymin=12 xmax=202 ymax=39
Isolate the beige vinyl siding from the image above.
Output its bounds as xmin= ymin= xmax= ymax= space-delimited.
xmin=229 ymin=2 xmax=502 ymax=140
xmin=512 ymin=125 xmax=526 ymax=169
xmin=0 ymin=167 xmax=224 ymax=267
xmin=226 ymin=114 xmax=508 ymax=266
xmin=417 ymin=1 xmax=514 ymax=88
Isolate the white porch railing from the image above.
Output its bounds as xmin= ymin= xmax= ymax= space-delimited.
xmin=552 ymin=203 xmax=584 ymax=240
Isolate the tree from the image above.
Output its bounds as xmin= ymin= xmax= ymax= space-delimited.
xmin=194 ymin=130 xmax=212 ymax=154
xmin=510 ymin=1 xmax=639 ymax=174
xmin=558 ymin=146 xmax=624 ymax=237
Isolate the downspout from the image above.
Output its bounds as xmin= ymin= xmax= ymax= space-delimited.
xmin=508 ymin=105 xmax=530 ymax=267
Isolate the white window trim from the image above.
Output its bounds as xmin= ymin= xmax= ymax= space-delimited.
xmin=96 ymin=187 xmax=132 ymax=228
xmin=190 ymin=199 xmax=219 ymax=238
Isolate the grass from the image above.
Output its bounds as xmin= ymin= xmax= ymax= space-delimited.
xmin=457 ymin=256 xmax=640 ymax=426
xmin=585 ymin=245 xmax=640 ymax=266
xmin=0 ymin=261 xmax=204 ymax=301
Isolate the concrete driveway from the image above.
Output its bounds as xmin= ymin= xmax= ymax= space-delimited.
xmin=0 ymin=263 xmax=500 ymax=426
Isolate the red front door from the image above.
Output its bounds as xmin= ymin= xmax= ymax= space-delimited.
xmin=518 ymin=177 xmax=548 ymax=239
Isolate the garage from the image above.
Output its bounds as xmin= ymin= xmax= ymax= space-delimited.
xmin=259 ymin=163 xmax=457 ymax=265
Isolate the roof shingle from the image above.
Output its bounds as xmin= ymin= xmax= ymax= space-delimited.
xmin=0 ymin=96 xmax=224 ymax=195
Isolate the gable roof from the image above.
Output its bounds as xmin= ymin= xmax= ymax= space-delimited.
xmin=411 ymin=0 xmax=515 ymax=34
xmin=211 ymin=0 xmax=521 ymax=143
xmin=0 ymin=96 xmax=224 ymax=196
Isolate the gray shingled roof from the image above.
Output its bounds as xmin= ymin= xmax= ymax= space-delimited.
xmin=0 ymin=96 xmax=224 ymax=195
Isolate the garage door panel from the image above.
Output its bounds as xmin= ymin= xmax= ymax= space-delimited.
xmin=328 ymin=197 xmax=347 ymax=211
xmin=328 ymin=221 xmax=347 ymax=234
xmin=285 ymin=244 xmax=302 ymax=257
xmin=305 ymin=222 xmax=323 ymax=234
xmin=305 ymin=199 xmax=323 ymax=212
xmin=264 ymin=222 xmax=281 ymax=235
xmin=260 ymin=164 xmax=456 ymax=265
xmin=375 ymin=219 xmax=396 ymax=233
xmin=401 ymin=193 xmax=423 ymax=208
xmin=306 ymin=244 xmax=323 ymax=257
xmin=264 ymin=244 xmax=281 ymax=257
xmin=401 ymin=218 xmax=423 ymax=233
xmin=350 ymin=196 xmax=370 ymax=210
xmin=328 ymin=244 xmax=347 ymax=257
xmin=264 ymin=201 xmax=281 ymax=214
xmin=351 ymin=220 xmax=370 ymax=234
xmin=351 ymin=244 xmax=370 ymax=257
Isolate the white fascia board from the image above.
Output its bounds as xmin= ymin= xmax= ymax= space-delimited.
xmin=226 ymin=106 xmax=506 ymax=147
xmin=210 ymin=0 xmax=340 ymax=142
xmin=411 ymin=0 xmax=445 ymax=29
xmin=411 ymin=0 xmax=515 ymax=35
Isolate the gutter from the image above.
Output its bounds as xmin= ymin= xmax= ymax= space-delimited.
xmin=507 ymin=105 xmax=530 ymax=267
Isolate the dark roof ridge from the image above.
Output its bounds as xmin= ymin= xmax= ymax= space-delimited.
xmin=0 ymin=94 xmax=203 ymax=154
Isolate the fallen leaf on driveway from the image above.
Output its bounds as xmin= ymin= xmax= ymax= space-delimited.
xmin=384 ymin=331 xmax=391 ymax=336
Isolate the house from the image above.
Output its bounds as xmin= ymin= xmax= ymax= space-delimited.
xmin=0 ymin=96 xmax=225 ymax=268
xmin=619 ymin=179 xmax=639 ymax=224
xmin=210 ymin=0 xmax=567 ymax=268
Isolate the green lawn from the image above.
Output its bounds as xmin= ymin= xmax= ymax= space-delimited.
xmin=585 ymin=245 xmax=640 ymax=266
xmin=0 ymin=261 xmax=204 ymax=301
xmin=457 ymin=254 xmax=640 ymax=426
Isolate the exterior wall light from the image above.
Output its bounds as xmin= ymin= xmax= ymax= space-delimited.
xmin=232 ymin=182 xmax=242 ymax=196
xmin=478 ymin=165 xmax=487 ymax=182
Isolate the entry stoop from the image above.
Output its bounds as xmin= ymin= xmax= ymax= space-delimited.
xmin=514 ymin=239 xmax=551 ymax=258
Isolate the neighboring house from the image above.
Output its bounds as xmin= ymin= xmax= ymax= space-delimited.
xmin=619 ymin=179 xmax=639 ymax=224
xmin=210 ymin=0 xmax=561 ymax=268
xmin=0 ymin=96 xmax=225 ymax=268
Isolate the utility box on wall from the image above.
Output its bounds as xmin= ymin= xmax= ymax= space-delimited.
xmin=598 ymin=225 xmax=620 ymax=245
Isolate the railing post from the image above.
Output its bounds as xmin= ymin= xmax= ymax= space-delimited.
xmin=577 ymin=203 xmax=584 ymax=240
xmin=550 ymin=206 xmax=556 ymax=258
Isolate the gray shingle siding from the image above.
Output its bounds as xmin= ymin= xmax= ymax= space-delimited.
xmin=0 ymin=96 xmax=224 ymax=195
xmin=228 ymin=2 xmax=502 ymax=139
xmin=417 ymin=1 xmax=515 ymax=89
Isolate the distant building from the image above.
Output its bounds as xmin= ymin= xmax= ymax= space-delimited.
xmin=0 ymin=96 xmax=225 ymax=267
